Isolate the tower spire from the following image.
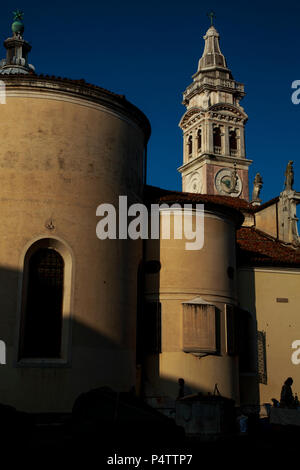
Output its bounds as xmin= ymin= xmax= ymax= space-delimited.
xmin=196 ymin=23 xmax=229 ymax=75
xmin=178 ymin=22 xmax=252 ymax=199
xmin=0 ymin=10 xmax=35 ymax=75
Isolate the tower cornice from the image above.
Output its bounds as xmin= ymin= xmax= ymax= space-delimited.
xmin=178 ymin=154 xmax=253 ymax=174
xmin=179 ymin=104 xmax=248 ymax=130
xmin=209 ymin=103 xmax=248 ymax=120
xmin=183 ymin=76 xmax=245 ymax=105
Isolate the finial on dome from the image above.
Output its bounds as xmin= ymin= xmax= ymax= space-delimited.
xmin=0 ymin=10 xmax=35 ymax=75
xmin=12 ymin=9 xmax=24 ymax=37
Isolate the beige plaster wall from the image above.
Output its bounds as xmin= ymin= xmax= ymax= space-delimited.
xmin=144 ymin=210 xmax=240 ymax=402
xmin=0 ymin=86 xmax=147 ymax=412
xmin=255 ymin=204 xmax=278 ymax=238
xmin=238 ymin=268 xmax=300 ymax=406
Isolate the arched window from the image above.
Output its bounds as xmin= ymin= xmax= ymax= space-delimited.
xmin=197 ymin=129 xmax=202 ymax=152
xmin=213 ymin=127 xmax=221 ymax=154
xmin=229 ymin=129 xmax=237 ymax=156
xmin=187 ymin=135 xmax=193 ymax=157
xmin=20 ymin=248 xmax=64 ymax=358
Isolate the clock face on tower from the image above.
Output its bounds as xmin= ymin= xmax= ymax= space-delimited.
xmin=215 ymin=168 xmax=242 ymax=197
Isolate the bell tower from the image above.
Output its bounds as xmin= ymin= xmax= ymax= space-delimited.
xmin=178 ymin=20 xmax=251 ymax=199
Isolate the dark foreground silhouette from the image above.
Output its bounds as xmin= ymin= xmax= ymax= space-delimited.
xmin=1 ymin=387 xmax=300 ymax=465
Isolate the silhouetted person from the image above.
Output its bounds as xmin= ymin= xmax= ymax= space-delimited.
xmin=280 ymin=377 xmax=295 ymax=408
xmin=271 ymin=398 xmax=280 ymax=408
xmin=177 ymin=378 xmax=185 ymax=399
xmin=177 ymin=378 xmax=193 ymax=399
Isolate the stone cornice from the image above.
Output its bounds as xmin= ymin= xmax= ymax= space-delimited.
xmin=178 ymin=153 xmax=253 ymax=173
xmin=183 ymin=77 xmax=245 ymax=104
xmin=179 ymin=103 xmax=248 ymax=130
xmin=0 ymin=74 xmax=151 ymax=143
xmin=209 ymin=103 xmax=248 ymax=120
xmin=179 ymin=107 xmax=205 ymax=129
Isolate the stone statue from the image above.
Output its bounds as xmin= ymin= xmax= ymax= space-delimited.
xmin=220 ymin=164 xmax=239 ymax=194
xmin=202 ymin=90 xmax=211 ymax=109
xmin=284 ymin=160 xmax=294 ymax=191
xmin=230 ymin=163 xmax=238 ymax=193
xmin=252 ymin=173 xmax=263 ymax=202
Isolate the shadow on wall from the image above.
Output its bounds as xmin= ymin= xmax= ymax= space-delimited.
xmin=137 ymin=232 xmax=161 ymax=402
xmin=0 ymin=260 xmax=208 ymax=413
xmin=0 ymin=260 xmax=136 ymax=411
xmin=238 ymin=266 xmax=263 ymax=409
xmin=0 ymin=263 xmax=186 ymax=455
xmin=0 ymin=258 xmax=263 ymax=414
xmin=0 ymin=262 xmax=269 ymax=459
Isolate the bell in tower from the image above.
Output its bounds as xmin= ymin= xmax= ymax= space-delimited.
xmin=178 ymin=15 xmax=252 ymax=199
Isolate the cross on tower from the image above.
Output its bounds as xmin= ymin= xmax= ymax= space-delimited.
xmin=207 ymin=11 xmax=215 ymax=26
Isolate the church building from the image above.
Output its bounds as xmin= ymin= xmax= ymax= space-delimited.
xmin=0 ymin=11 xmax=299 ymax=414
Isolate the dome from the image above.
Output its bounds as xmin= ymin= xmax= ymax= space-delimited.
xmin=11 ymin=20 xmax=24 ymax=35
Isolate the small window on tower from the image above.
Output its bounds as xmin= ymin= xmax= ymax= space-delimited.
xmin=229 ymin=130 xmax=238 ymax=156
xmin=187 ymin=135 xmax=193 ymax=157
xmin=197 ymin=129 xmax=202 ymax=152
xmin=213 ymin=127 xmax=221 ymax=154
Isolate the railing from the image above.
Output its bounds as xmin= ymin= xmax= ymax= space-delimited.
xmin=214 ymin=146 xmax=221 ymax=155
xmin=183 ymin=77 xmax=244 ymax=100
xmin=230 ymin=149 xmax=238 ymax=156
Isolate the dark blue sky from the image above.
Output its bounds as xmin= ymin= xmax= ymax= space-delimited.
xmin=1 ymin=1 xmax=299 ymax=203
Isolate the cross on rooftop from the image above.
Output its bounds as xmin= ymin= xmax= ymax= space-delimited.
xmin=207 ymin=11 xmax=215 ymax=26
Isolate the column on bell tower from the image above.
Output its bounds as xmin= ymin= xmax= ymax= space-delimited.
xmin=178 ymin=23 xmax=252 ymax=199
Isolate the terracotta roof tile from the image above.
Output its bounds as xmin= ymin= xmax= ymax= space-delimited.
xmin=144 ymin=185 xmax=251 ymax=211
xmin=237 ymin=226 xmax=300 ymax=267
xmin=145 ymin=187 xmax=300 ymax=266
